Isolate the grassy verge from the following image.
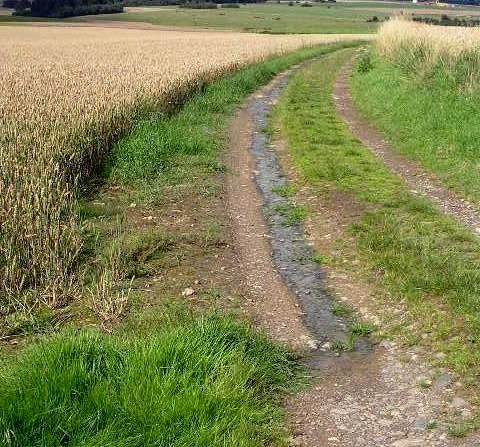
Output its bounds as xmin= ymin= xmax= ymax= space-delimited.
xmin=349 ymin=51 xmax=480 ymax=205
xmin=272 ymin=49 xmax=480 ymax=422
xmin=107 ymin=41 xmax=360 ymax=183
xmin=0 ymin=307 xmax=300 ymax=446
xmin=0 ymin=43 xmax=363 ymax=445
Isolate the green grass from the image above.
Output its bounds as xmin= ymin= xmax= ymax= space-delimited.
xmin=330 ymin=338 xmax=351 ymax=353
xmin=84 ymin=3 xmax=383 ymax=34
xmin=107 ymin=41 xmax=360 ymax=184
xmin=350 ymin=321 xmax=375 ymax=336
xmin=0 ymin=14 xmax=53 ymax=23
xmin=350 ymin=52 xmax=480 ymax=205
xmin=272 ymin=184 xmax=296 ymax=198
xmin=0 ymin=311 xmax=300 ymax=446
xmin=272 ymin=48 xmax=480 ymax=390
xmin=330 ymin=301 xmax=352 ymax=317
xmin=274 ymin=202 xmax=307 ymax=225
xmin=448 ymin=421 xmax=472 ymax=438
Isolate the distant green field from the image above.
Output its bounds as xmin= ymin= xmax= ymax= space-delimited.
xmin=84 ymin=3 xmax=383 ymax=34
xmin=3 ymin=2 xmax=480 ymax=33
xmin=81 ymin=2 xmax=480 ymax=34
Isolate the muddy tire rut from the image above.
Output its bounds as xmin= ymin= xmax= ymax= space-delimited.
xmin=226 ymin=56 xmax=480 ymax=447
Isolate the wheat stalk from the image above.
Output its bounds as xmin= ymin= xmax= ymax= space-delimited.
xmin=0 ymin=25 xmax=368 ymax=311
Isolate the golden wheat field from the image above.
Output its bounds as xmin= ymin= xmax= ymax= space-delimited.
xmin=0 ymin=25 xmax=369 ymax=308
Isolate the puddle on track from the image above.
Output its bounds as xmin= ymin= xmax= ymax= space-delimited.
xmin=247 ymin=67 xmax=372 ymax=371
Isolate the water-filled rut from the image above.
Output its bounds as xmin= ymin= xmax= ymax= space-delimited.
xmin=249 ymin=71 xmax=349 ymax=344
xmin=228 ymin=63 xmax=370 ymax=369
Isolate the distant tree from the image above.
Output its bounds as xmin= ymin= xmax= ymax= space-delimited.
xmin=13 ymin=0 xmax=30 ymax=11
xmin=2 ymin=0 xmax=19 ymax=8
xmin=124 ymin=0 xmax=265 ymax=5
xmin=15 ymin=0 xmax=124 ymax=17
xmin=124 ymin=0 xmax=178 ymax=5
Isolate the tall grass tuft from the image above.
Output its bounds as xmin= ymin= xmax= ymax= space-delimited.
xmin=0 ymin=314 xmax=300 ymax=446
xmin=376 ymin=17 xmax=480 ymax=88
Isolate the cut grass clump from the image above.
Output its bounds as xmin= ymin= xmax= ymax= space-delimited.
xmin=330 ymin=321 xmax=375 ymax=353
xmin=2 ymin=308 xmax=57 ymax=338
xmin=0 ymin=314 xmax=300 ymax=446
xmin=350 ymin=321 xmax=376 ymax=337
xmin=448 ymin=421 xmax=474 ymax=438
xmin=330 ymin=302 xmax=352 ymax=317
xmin=106 ymin=228 xmax=176 ymax=278
xmin=273 ymin=48 xmax=480 ymax=392
xmin=330 ymin=338 xmax=352 ymax=353
xmin=272 ymin=184 xmax=297 ymax=198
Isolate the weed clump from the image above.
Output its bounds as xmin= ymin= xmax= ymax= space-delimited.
xmin=357 ymin=49 xmax=374 ymax=73
xmin=0 ymin=314 xmax=300 ymax=446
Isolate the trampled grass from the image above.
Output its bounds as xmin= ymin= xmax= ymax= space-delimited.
xmin=272 ymin=48 xmax=480 ymax=394
xmin=0 ymin=24 xmax=367 ymax=311
xmin=0 ymin=311 xmax=301 ymax=446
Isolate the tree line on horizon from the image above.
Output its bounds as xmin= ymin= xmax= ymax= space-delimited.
xmin=3 ymin=0 xmax=265 ymax=16
xmin=6 ymin=0 xmax=124 ymax=17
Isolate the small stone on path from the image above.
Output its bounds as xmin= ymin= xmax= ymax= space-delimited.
xmin=391 ymin=438 xmax=424 ymax=447
xmin=451 ymin=397 xmax=467 ymax=409
xmin=181 ymin=287 xmax=195 ymax=297
xmin=433 ymin=373 xmax=452 ymax=390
